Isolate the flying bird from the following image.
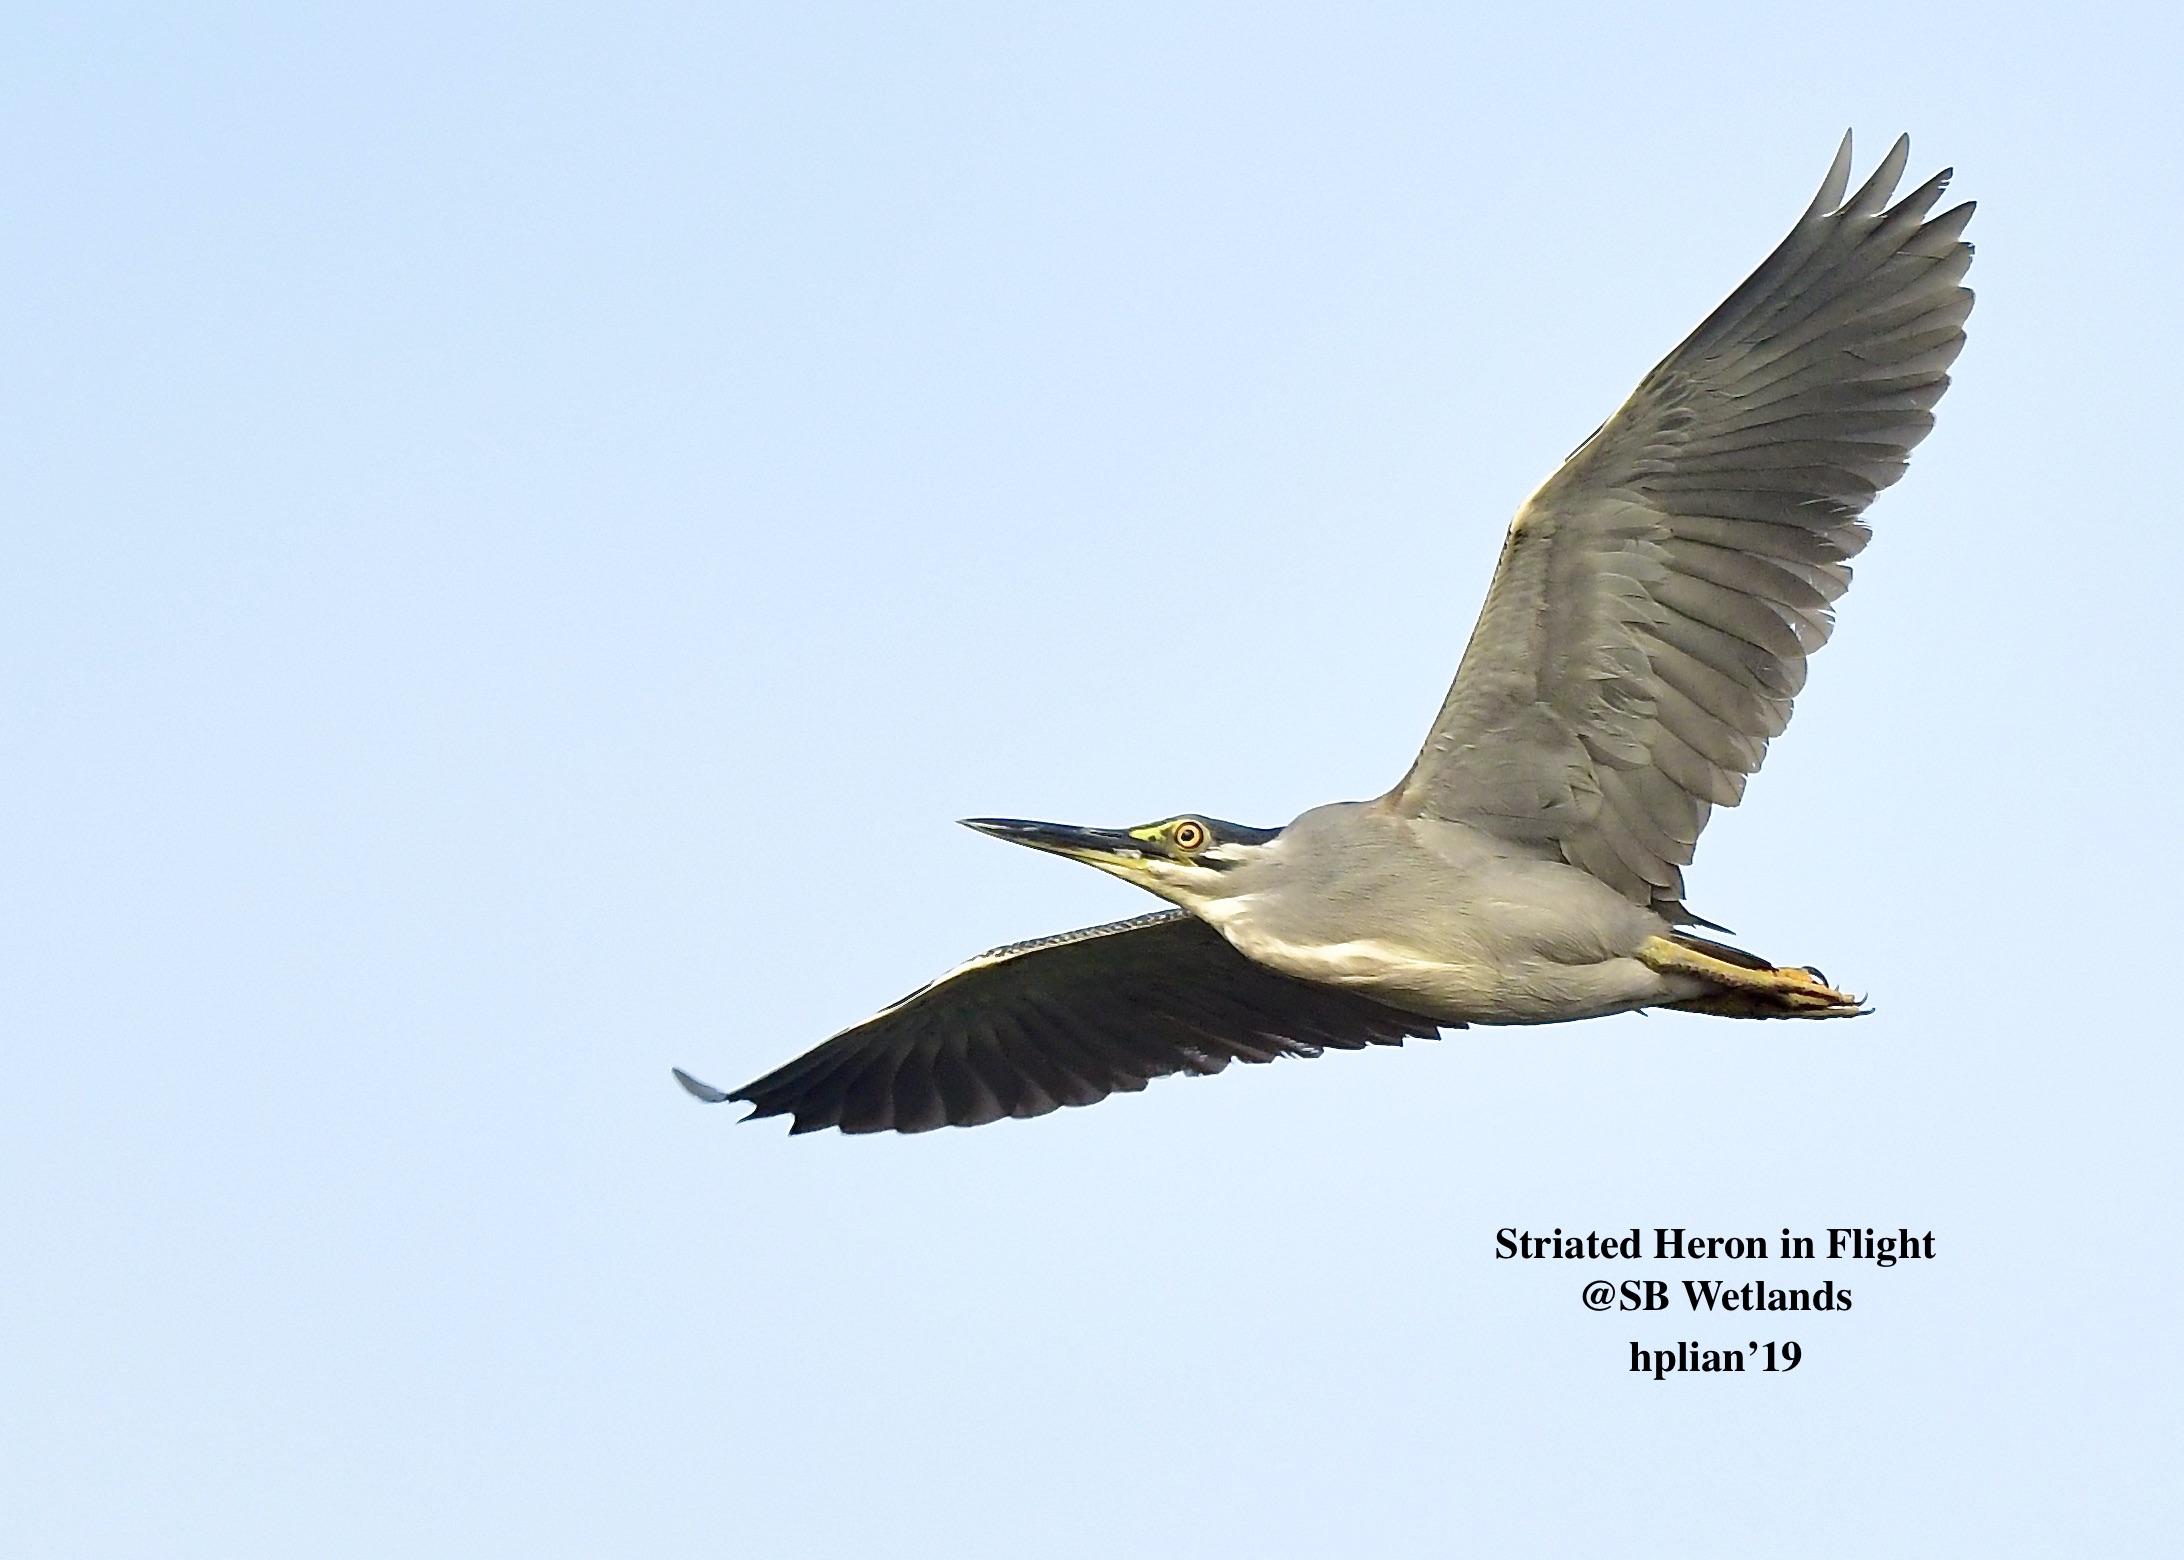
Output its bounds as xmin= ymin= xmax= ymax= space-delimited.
xmin=680 ymin=132 xmax=1973 ymax=1135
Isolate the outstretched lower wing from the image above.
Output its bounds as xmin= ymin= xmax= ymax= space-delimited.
xmin=681 ymin=910 xmax=1442 ymax=1135
xmin=1389 ymin=133 xmax=1973 ymax=921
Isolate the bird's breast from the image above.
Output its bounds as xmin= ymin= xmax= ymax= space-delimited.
xmin=1197 ymin=897 xmax=1504 ymax=1018
xmin=1194 ymin=880 xmax=1669 ymax=1026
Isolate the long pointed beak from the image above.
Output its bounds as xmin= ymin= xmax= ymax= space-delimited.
xmin=959 ymin=817 xmax=1149 ymax=867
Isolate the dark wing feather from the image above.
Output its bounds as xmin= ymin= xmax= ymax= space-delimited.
xmin=706 ymin=910 xmax=1442 ymax=1135
xmin=1389 ymin=133 xmax=1973 ymax=922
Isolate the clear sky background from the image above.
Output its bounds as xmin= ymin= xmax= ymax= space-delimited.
xmin=4 ymin=3 xmax=2179 ymax=1555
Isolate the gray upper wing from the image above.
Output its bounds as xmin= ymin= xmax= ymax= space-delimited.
xmin=1388 ymin=134 xmax=1973 ymax=921
xmin=707 ymin=910 xmax=1441 ymax=1135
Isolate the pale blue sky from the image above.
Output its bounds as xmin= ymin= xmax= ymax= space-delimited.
xmin=4 ymin=4 xmax=2179 ymax=1556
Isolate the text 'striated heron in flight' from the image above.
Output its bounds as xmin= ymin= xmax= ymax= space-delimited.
xmin=677 ymin=133 xmax=1973 ymax=1135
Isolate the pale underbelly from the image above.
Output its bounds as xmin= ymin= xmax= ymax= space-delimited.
xmin=1216 ymin=924 xmax=1703 ymax=1026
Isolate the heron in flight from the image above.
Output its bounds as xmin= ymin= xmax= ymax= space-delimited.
xmin=678 ymin=133 xmax=1973 ymax=1135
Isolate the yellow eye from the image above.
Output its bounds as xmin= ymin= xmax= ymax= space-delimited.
xmin=1170 ymin=819 xmax=1209 ymax=853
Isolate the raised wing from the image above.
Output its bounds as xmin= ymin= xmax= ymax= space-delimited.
xmin=1389 ymin=133 xmax=1973 ymax=921
xmin=689 ymin=910 xmax=1441 ymax=1135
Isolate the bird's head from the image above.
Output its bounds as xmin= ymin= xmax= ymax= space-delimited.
xmin=960 ymin=813 xmax=1282 ymax=913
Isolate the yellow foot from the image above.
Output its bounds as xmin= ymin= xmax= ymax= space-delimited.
xmin=1638 ymin=935 xmax=1868 ymax=1020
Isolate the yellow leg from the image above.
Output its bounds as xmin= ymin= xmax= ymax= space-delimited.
xmin=1638 ymin=935 xmax=1868 ymax=1020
